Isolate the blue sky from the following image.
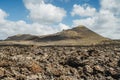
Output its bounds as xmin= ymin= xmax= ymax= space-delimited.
xmin=51 ymin=0 xmax=100 ymax=25
xmin=0 ymin=0 xmax=120 ymax=39
xmin=0 ymin=0 xmax=100 ymax=24
xmin=0 ymin=0 xmax=29 ymax=22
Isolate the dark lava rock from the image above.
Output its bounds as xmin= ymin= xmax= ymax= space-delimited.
xmin=118 ymin=60 xmax=120 ymax=67
xmin=0 ymin=45 xmax=120 ymax=80
xmin=65 ymin=57 xmax=85 ymax=68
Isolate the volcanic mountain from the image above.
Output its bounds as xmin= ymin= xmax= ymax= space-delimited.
xmin=6 ymin=34 xmax=39 ymax=41
xmin=5 ymin=25 xmax=108 ymax=45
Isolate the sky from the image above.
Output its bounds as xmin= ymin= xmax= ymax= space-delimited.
xmin=0 ymin=0 xmax=120 ymax=39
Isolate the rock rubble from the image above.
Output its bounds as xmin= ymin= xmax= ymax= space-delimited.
xmin=0 ymin=45 xmax=120 ymax=80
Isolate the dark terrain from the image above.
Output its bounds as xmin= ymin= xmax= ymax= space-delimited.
xmin=0 ymin=45 xmax=120 ymax=80
xmin=0 ymin=25 xmax=120 ymax=80
xmin=5 ymin=25 xmax=108 ymax=46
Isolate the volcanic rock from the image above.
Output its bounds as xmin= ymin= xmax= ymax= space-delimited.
xmin=0 ymin=26 xmax=120 ymax=80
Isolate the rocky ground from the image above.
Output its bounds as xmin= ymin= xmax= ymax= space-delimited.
xmin=0 ymin=45 xmax=120 ymax=80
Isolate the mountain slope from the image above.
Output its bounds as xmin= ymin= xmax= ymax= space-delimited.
xmin=5 ymin=25 xmax=109 ymax=45
xmin=6 ymin=34 xmax=39 ymax=41
xmin=33 ymin=25 xmax=108 ymax=43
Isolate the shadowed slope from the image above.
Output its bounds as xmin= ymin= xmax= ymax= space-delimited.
xmin=33 ymin=25 xmax=108 ymax=42
xmin=5 ymin=25 xmax=108 ymax=45
xmin=6 ymin=34 xmax=39 ymax=41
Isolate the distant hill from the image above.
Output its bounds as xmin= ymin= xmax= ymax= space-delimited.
xmin=6 ymin=34 xmax=39 ymax=41
xmin=5 ymin=25 xmax=109 ymax=45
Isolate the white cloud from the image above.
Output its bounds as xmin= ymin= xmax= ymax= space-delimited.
xmin=0 ymin=9 xmax=7 ymax=19
xmin=72 ymin=0 xmax=120 ymax=39
xmin=58 ymin=23 xmax=70 ymax=30
xmin=1 ymin=0 xmax=120 ymax=40
xmin=101 ymin=0 xmax=120 ymax=14
xmin=0 ymin=10 xmax=68 ymax=40
xmin=73 ymin=17 xmax=95 ymax=28
xmin=0 ymin=9 xmax=8 ymax=23
xmin=71 ymin=4 xmax=96 ymax=17
xmin=0 ymin=0 xmax=69 ymax=40
xmin=0 ymin=19 xmax=65 ymax=40
xmin=23 ymin=0 xmax=66 ymax=24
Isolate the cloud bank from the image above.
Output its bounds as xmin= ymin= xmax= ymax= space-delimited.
xmin=0 ymin=0 xmax=69 ymax=40
xmin=0 ymin=0 xmax=120 ymax=39
xmin=23 ymin=0 xmax=66 ymax=24
xmin=71 ymin=0 xmax=120 ymax=39
xmin=71 ymin=4 xmax=96 ymax=17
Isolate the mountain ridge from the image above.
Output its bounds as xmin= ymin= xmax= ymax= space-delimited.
xmin=5 ymin=25 xmax=109 ymax=45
